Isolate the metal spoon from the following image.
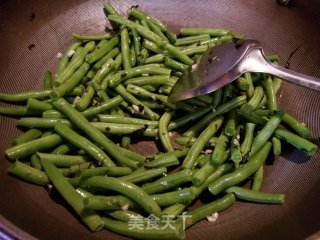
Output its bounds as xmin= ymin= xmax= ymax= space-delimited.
xmin=168 ymin=39 xmax=320 ymax=102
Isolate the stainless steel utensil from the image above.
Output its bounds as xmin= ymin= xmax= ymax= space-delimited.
xmin=169 ymin=39 xmax=320 ymax=102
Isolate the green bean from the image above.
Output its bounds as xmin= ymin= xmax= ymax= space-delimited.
xmin=11 ymin=128 xmax=43 ymax=146
xmin=84 ymin=166 xmax=133 ymax=177
xmin=152 ymin=188 xmax=194 ymax=207
xmin=43 ymin=70 xmax=53 ymax=89
xmin=54 ymin=122 xmax=115 ymax=167
xmin=274 ymin=128 xmax=318 ymax=155
xmin=249 ymin=111 xmax=283 ymax=157
xmin=128 ymin=8 xmax=177 ymax=44
xmin=175 ymin=136 xmax=218 ymax=148
xmin=72 ymin=32 xmax=112 ymax=41
xmin=143 ymin=54 xmax=165 ymax=64
xmin=208 ymin=142 xmax=272 ymax=195
xmin=244 ymin=72 xmax=254 ymax=98
xmin=196 ymin=154 xmax=210 ymax=168
xmin=27 ymin=98 xmax=53 ymax=112
xmin=192 ymin=161 xmax=216 ymax=187
xmin=108 ymin=210 xmax=144 ymax=222
xmin=146 ymin=18 xmax=169 ymax=42
xmin=103 ymin=1 xmax=120 ymax=15
xmin=230 ymin=126 xmax=242 ymax=168
xmin=141 ymin=169 xmax=193 ymax=194
xmin=98 ymin=114 xmax=159 ymax=127
xmin=282 ymin=113 xmax=311 ymax=138
xmin=92 ymin=48 xmax=119 ymax=71
xmin=51 ymin=62 xmax=90 ymax=99
xmin=182 ymin=116 xmax=223 ymax=169
xmin=224 ymin=110 xmax=236 ymax=136
xmin=194 ymin=35 xmax=233 ymax=48
xmin=37 ymin=152 xmax=87 ymax=167
xmin=67 ymin=85 xmax=86 ymax=97
xmin=251 ymin=166 xmax=263 ymax=191
xmin=211 ymin=88 xmax=223 ymax=109
xmin=267 ymin=54 xmax=279 ymax=62
xmin=273 ymin=76 xmax=282 ymax=94
xmin=75 ymin=84 xmax=95 ymax=112
xmin=159 ymin=111 xmax=175 ymax=152
xmin=119 ymin=28 xmax=132 ymax=70
xmin=8 ymin=160 xmax=49 ymax=185
xmin=102 ymin=216 xmax=184 ymax=240
xmin=183 ymin=95 xmax=246 ymax=137
xmin=83 ymin=176 xmax=162 ymax=216
xmin=84 ymin=195 xmax=139 ymax=210
xmin=241 ymin=86 xmax=264 ymax=113
xmin=163 ymin=57 xmax=188 ymax=72
xmin=30 ymin=153 xmax=42 ymax=170
xmin=225 ymin=186 xmax=285 ymax=204
xmin=5 ymin=134 xmax=63 ymax=160
xmin=40 ymin=158 xmax=104 ymax=231
xmin=265 ymin=75 xmax=277 ymax=111
xmin=42 ymin=109 xmax=65 ymax=118
xmin=236 ymin=76 xmax=249 ymax=91
xmin=210 ymin=131 xmax=229 ymax=168
xmin=191 ymin=163 xmax=234 ymax=198
xmin=175 ymin=34 xmax=210 ymax=46
xmin=81 ymin=96 xmax=123 ymax=118
xmin=156 ymin=41 xmax=194 ymax=65
xmin=51 ymin=143 xmax=75 ymax=155
xmin=143 ymin=39 xmax=164 ymax=54
xmin=108 ymin=65 xmax=171 ymax=87
xmin=16 ymin=117 xmax=71 ymax=128
xmin=56 ymin=41 xmax=82 ymax=77
xmin=52 ymin=98 xmax=139 ymax=169
xmin=162 ymin=204 xmax=186 ymax=219
xmin=180 ymin=27 xmax=230 ymax=37
xmin=272 ymin=136 xmax=282 ymax=156
xmin=108 ymin=14 xmax=161 ymax=43
xmin=182 ymin=193 xmax=235 ymax=229
xmin=123 ymin=75 xmax=175 ymax=86
xmin=0 ymin=89 xmax=51 ymax=102
xmin=119 ymin=167 xmax=167 ymax=184
xmin=55 ymin=41 xmax=95 ymax=86
xmin=180 ymin=44 xmax=208 ymax=56
xmin=0 ymin=107 xmax=40 ymax=116
xmin=145 ymin=154 xmax=179 ymax=168
xmin=254 ymin=109 xmax=273 ymax=117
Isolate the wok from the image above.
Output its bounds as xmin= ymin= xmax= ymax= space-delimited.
xmin=0 ymin=0 xmax=319 ymax=239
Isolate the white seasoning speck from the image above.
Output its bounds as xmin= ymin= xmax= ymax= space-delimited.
xmin=191 ymin=63 xmax=198 ymax=71
xmin=56 ymin=52 xmax=63 ymax=59
xmin=212 ymin=108 xmax=216 ymax=113
xmin=121 ymin=204 xmax=129 ymax=211
xmin=67 ymin=50 xmax=75 ymax=57
xmin=204 ymin=149 xmax=213 ymax=155
xmin=142 ymin=73 xmax=149 ymax=77
xmin=73 ymin=96 xmax=81 ymax=104
xmin=206 ymin=212 xmax=218 ymax=222
xmin=132 ymin=104 xmax=140 ymax=112
xmin=168 ymin=132 xmax=173 ymax=137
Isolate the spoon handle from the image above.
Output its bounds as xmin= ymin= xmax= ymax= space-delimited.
xmin=266 ymin=62 xmax=320 ymax=91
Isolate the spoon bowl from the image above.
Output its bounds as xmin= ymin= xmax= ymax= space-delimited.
xmin=168 ymin=39 xmax=320 ymax=102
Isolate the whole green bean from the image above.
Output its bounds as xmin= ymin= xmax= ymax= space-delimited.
xmin=83 ymin=176 xmax=162 ymax=216
xmin=175 ymin=34 xmax=210 ymax=46
xmin=145 ymin=154 xmax=179 ymax=168
xmin=86 ymin=37 xmax=120 ymax=64
xmin=16 ymin=117 xmax=71 ymax=128
xmin=143 ymin=54 xmax=165 ymax=64
xmin=175 ymin=136 xmax=218 ymax=148
xmin=146 ymin=18 xmax=169 ymax=42
xmin=41 ymin=158 xmax=104 ymax=231
xmin=43 ymin=70 xmax=53 ymax=89
xmin=92 ymin=48 xmax=119 ymax=71
xmin=152 ymin=188 xmax=194 ymax=207
xmin=156 ymin=41 xmax=194 ymax=65
xmin=81 ymin=96 xmax=123 ymax=118
xmin=98 ymin=114 xmax=159 ymax=127
xmin=208 ymin=142 xmax=272 ymax=195
xmin=0 ymin=89 xmax=51 ymax=102
xmin=244 ymin=72 xmax=254 ymax=98
xmin=182 ymin=116 xmax=223 ymax=169
xmin=226 ymin=186 xmax=285 ymax=204
xmin=27 ymin=98 xmax=53 ymax=112
xmin=123 ymin=75 xmax=175 ymax=86
xmin=5 ymin=134 xmax=63 ymax=160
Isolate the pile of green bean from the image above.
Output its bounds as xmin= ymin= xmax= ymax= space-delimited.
xmin=1 ymin=2 xmax=318 ymax=239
